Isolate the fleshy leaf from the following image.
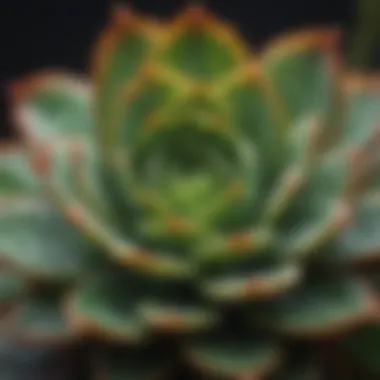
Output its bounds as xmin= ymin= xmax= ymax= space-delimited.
xmin=138 ymin=279 xmax=217 ymax=333
xmin=332 ymin=196 xmax=380 ymax=263
xmin=222 ymin=63 xmax=285 ymax=196
xmin=223 ymin=63 xmax=283 ymax=153
xmin=262 ymin=30 xmax=340 ymax=123
xmin=0 ymin=146 xmax=40 ymax=196
xmin=95 ymin=343 xmax=171 ymax=380
xmin=187 ymin=333 xmax=281 ymax=379
xmin=341 ymin=75 xmax=380 ymax=148
xmin=113 ymin=70 xmax=178 ymax=149
xmin=0 ymin=199 xmax=94 ymax=280
xmin=202 ymin=262 xmax=302 ymax=302
xmin=10 ymin=72 xmax=92 ymax=144
xmin=162 ymin=5 xmax=248 ymax=80
xmin=65 ymin=273 xmax=147 ymax=343
xmin=282 ymin=149 xmax=352 ymax=259
xmin=265 ymin=276 xmax=376 ymax=338
xmin=341 ymin=323 xmax=380 ymax=374
xmin=92 ymin=5 xmax=156 ymax=145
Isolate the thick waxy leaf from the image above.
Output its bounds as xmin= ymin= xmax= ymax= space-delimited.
xmin=187 ymin=333 xmax=281 ymax=379
xmin=138 ymin=279 xmax=217 ymax=333
xmin=223 ymin=64 xmax=284 ymax=175
xmin=264 ymin=276 xmax=376 ymax=338
xmin=202 ymin=262 xmax=302 ymax=302
xmin=341 ymin=323 xmax=380 ymax=374
xmin=262 ymin=30 xmax=340 ymax=123
xmin=59 ymin=140 xmax=115 ymax=223
xmin=114 ymin=73 xmax=178 ymax=147
xmin=92 ymin=6 xmax=156 ymax=145
xmin=9 ymin=291 xmax=72 ymax=343
xmin=332 ymin=196 xmax=380 ymax=263
xmin=0 ymin=147 xmax=40 ymax=195
xmin=65 ymin=274 xmax=146 ymax=343
xmin=0 ymin=200 xmax=94 ymax=280
xmin=341 ymin=76 xmax=380 ymax=148
xmin=282 ymin=150 xmax=352 ymax=259
xmin=10 ymin=72 xmax=92 ymax=143
xmin=162 ymin=5 xmax=247 ymax=80
xmin=95 ymin=343 xmax=171 ymax=380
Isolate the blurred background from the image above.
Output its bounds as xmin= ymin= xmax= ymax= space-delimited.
xmin=0 ymin=0 xmax=360 ymax=139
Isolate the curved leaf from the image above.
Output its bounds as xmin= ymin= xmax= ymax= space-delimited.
xmin=0 ymin=200 xmax=95 ymax=280
xmin=65 ymin=274 xmax=147 ymax=343
xmin=186 ymin=333 xmax=281 ymax=379
xmin=265 ymin=276 xmax=376 ymax=338
xmin=202 ymin=263 xmax=302 ymax=302
xmin=341 ymin=75 xmax=380 ymax=148
xmin=0 ymin=146 xmax=40 ymax=196
xmin=333 ymin=196 xmax=380 ymax=263
xmin=10 ymin=72 xmax=92 ymax=144
xmin=138 ymin=279 xmax=217 ymax=333
xmin=161 ymin=5 xmax=248 ymax=80
xmin=262 ymin=29 xmax=341 ymax=124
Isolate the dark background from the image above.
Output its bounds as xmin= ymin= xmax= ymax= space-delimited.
xmin=1 ymin=0 xmax=353 ymax=138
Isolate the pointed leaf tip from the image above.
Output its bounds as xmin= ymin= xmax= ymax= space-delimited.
xmin=187 ymin=335 xmax=281 ymax=379
xmin=161 ymin=4 xmax=249 ymax=80
xmin=174 ymin=4 xmax=215 ymax=29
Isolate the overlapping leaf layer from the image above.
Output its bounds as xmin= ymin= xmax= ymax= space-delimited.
xmin=1 ymin=5 xmax=380 ymax=379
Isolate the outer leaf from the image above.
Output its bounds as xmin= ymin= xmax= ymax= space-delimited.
xmin=341 ymin=75 xmax=380 ymax=148
xmin=262 ymin=29 xmax=341 ymax=124
xmin=10 ymin=72 xmax=92 ymax=144
xmin=0 ymin=199 xmax=94 ymax=280
xmin=65 ymin=273 xmax=147 ymax=343
xmin=138 ymin=279 xmax=217 ymax=333
xmin=282 ymin=149 xmax=352 ymax=259
xmin=186 ymin=333 xmax=281 ymax=379
xmin=0 ymin=146 xmax=40 ymax=196
xmin=202 ymin=262 xmax=302 ymax=302
xmin=332 ymin=196 xmax=380 ymax=263
xmin=263 ymin=276 xmax=377 ymax=339
xmin=221 ymin=62 xmax=286 ymax=201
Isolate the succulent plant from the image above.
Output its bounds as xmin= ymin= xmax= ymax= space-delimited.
xmin=1 ymin=4 xmax=380 ymax=380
